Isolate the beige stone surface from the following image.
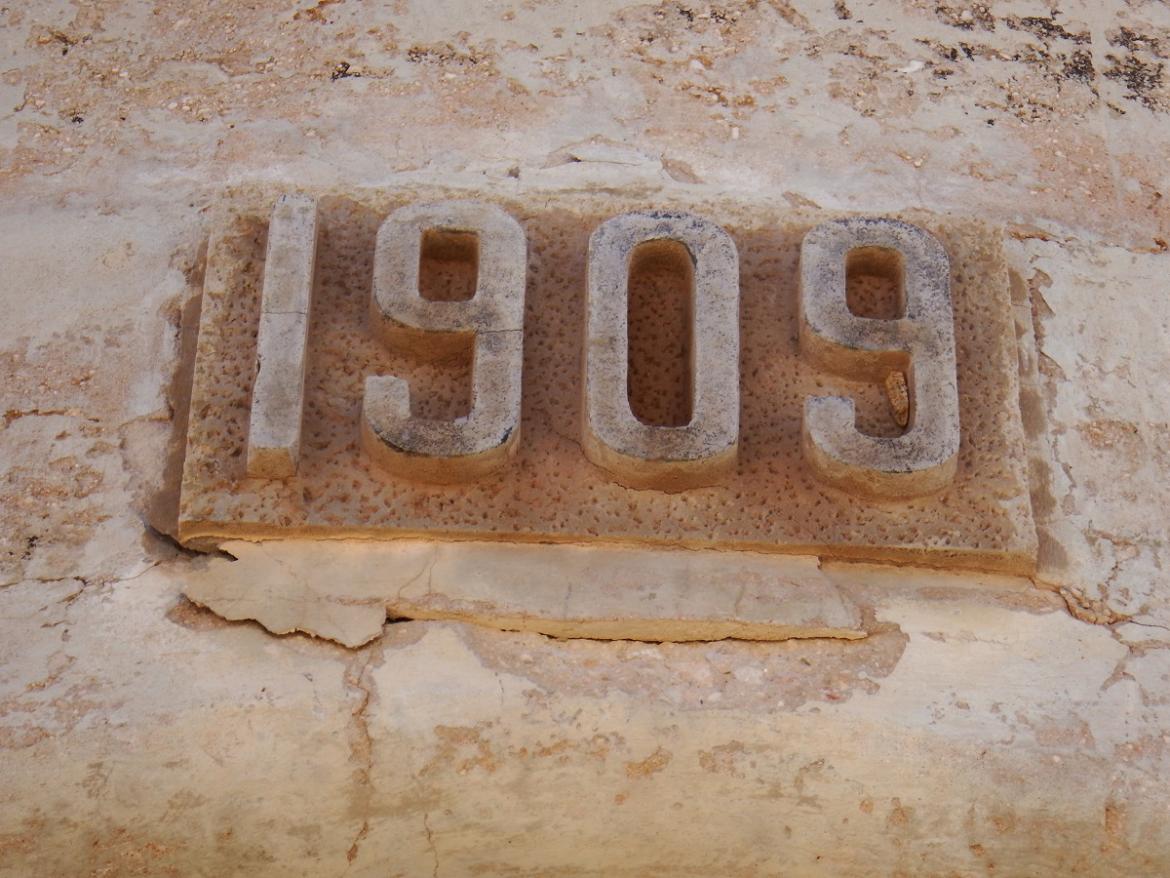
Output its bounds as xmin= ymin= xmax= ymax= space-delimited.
xmin=1 ymin=0 xmax=1169 ymax=874
xmin=1009 ymin=235 xmax=1170 ymax=633
xmin=4 ymin=564 xmax=1168 ymax=876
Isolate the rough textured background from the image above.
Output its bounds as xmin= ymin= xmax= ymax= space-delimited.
xmin=1 ymin=0 xmax=1169 ymax=875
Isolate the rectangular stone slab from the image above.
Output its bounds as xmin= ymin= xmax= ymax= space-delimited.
xmin=178 ymin=189 xmax=1036 ymax=573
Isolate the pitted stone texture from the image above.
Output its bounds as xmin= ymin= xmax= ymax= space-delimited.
xmin=245 ymin=194 xmax=319 ymax=479
xmin=800 ymin=219 xmax=960 ymax=499
xmin=179 ymin=191 xmax=1034 ymax=573
xmin=583 ymin=211 xmax=740 ymax=491
xmin=182 ymin=541 xmax=865 ymax=648
xmin=361 ymin=201 xmax=526 ymax=483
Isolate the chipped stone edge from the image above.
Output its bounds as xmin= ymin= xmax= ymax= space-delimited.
xmin=180 ymin=540 xmax=869 ymax=648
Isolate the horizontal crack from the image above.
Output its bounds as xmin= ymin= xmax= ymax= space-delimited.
xmin=3 ymin=408 xmax=100 ymax=427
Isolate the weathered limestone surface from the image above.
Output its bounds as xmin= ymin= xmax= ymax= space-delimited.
xmin=2 ymin=0 xmax=1170 ymax=875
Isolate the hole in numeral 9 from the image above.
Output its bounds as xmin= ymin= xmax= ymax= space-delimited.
xmin=627 ymin=239 xmax=695 ymax=428
xmin=413 ymin=228 xmax=477 ymax=419
xmin=846 ymin=246 xmax=905 ymax=320
xmin=846 ymin=246 xmax=910 ymax=436
xmin=418 ymin=229 xmax=479 ymax=302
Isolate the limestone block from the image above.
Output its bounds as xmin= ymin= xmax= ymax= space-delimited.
xmin=361 ymin=200 xmax=526 ymax=483
xmin=179 ymin=193 xmax=1034 ymax=573
xmin=245 ymin=193 xmax=319 ymax=479
xmin=582 ymin=210 xmax=740 ymax=491
xmin=800 ymin=218 xmax=960 ymax=498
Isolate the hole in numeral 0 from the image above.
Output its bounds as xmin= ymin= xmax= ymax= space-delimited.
xmin=627 ymin=238 xmax=695 ymax=429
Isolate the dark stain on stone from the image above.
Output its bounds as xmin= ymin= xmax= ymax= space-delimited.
xmin=1104 ymin=54 xmax=1165 ymax=110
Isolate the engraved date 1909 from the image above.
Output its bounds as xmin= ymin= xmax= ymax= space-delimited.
xmin=245 ymin=197 xmax=959 ymax=500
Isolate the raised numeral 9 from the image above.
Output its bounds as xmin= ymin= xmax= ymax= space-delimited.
xmin=360 ymin=201 xmax=526 ymax=483
xmin=798 ymin=217 xmax=960 ymax=498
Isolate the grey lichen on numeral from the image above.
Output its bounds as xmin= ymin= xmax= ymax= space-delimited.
xmin=361 ymin=201 xmax=526 ymax=483
xmin=245 ymin=193 xmax=320 ymax=479
xmin=582 ymin=211 xmax=740 ymax=491
xmin=799 ymin=217 xmax=960 ymax=499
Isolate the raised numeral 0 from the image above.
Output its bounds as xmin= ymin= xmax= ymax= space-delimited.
xmin=799 ymin=217 xmax=960 ymax=498
xmin=582 ymin=211 xmax=740 ymax=491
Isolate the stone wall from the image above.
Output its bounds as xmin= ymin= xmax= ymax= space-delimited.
xmin=1 ymin=1 xmax=1169 ymax=874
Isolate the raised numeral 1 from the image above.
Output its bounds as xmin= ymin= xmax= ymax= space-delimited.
xmin=246 ymin=193 xmax=319 ymax=479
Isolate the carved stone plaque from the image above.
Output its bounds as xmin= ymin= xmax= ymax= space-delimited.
xmin=179 ymin=189 xmax=1036 ymax=573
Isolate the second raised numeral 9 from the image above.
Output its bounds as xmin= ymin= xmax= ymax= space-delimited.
xmin=798 ymin=217 xmax=960 ymax=498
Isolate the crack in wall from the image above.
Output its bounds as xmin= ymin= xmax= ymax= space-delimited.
xmin=340 ymin=641 xmax=382 ymax=871
xmin=422 ymin=811 xmax=439 ymax=878
xmin=1056 ymin=585 xmax=1130 ymax=626
xmin=2 ymin=407 xmax=101 ymax=427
